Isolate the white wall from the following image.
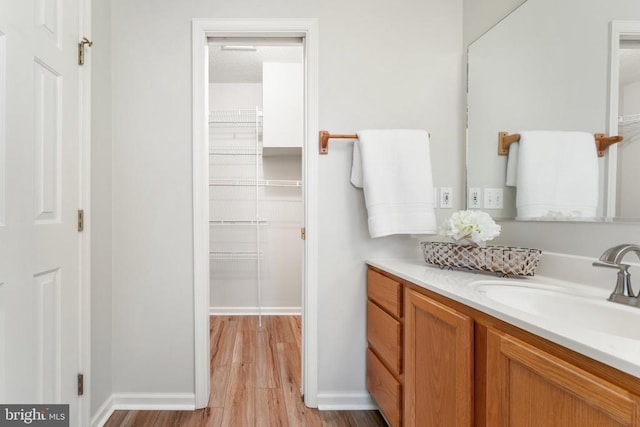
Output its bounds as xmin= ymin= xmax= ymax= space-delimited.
xmin=110 ymin=0 xmax=464 ymax=404
xmin=90 ymin=0 xmax=113 ymax=418
xmin=209 ymin=83 xmax=262 ymax=111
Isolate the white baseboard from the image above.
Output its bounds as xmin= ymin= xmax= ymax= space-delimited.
xmin=209 ymin=306 xmax=301 ymax=316
xmin=91 ymin=392 xmax=196 ymax=427
xmin=91 ymin=395 xmax=115 ymax=427
xmin=316 ymin=392 xmax=378 ymax=410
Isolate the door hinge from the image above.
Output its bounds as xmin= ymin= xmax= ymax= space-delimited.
xmin=300 ymin=227 xmax=306 ymax=240
xmin=77 ymin=209 xmax=84 ymax=232
xmin=77 ymin=374 xmax=84 ymax=396
xmin=78 ymin=37 xmax=93 ymax=65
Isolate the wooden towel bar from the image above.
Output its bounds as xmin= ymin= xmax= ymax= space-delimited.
xmin=319 ymin=131 xmax=358 ymax=154
xmin=319 ymin=130 xmax=432 ymax=154
xmin=498 ymin=131 xmax=623 ymax=158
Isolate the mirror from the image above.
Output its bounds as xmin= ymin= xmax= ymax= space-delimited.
xmin=467 ymin=0 xmax=640 ymax=221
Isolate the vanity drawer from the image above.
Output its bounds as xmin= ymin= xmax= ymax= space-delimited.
xmin=368 ymin=269 xmax=402 ymax=318
xmin=367 ymin=348 xmax=401 ymax=427
xmin=368 ymin=300 xmax=402 ymax=375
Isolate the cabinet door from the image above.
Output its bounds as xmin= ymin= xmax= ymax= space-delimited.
xmin=262 ymin=62 xmax=303 ymax=148
xmin=486 ymin=329 xmax=640 ymax=426
xmin=404 ymin=288 xmax=473 ymax=427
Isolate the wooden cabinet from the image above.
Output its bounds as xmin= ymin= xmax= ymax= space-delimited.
xmin=367 ymin=268 xmax=403 ymax=426
xmin=262 ymin=62 xmax=303 ymax=148
xmin=485 ymin=328 xmax=640 ymax=427
xmin=366 ymin=265 xmax=640 ymax=426
xmin=404 ymin=287 xmax=473 ymax=427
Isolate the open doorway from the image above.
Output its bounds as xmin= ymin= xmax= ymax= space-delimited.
xmin=207 ymin=38 xmax=304 ymax=321
xmin=191 ymin=19 xmax=320 ymax=410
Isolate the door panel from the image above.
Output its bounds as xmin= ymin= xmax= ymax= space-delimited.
xmin=0 ymin=0 xmax=81 ymax=424
xmin=486 ymin=329 xmax=640 ymax=426
xmin=404 ymin=288 xmax=474 ymax=427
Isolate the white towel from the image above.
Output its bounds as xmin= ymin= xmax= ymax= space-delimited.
xmin=515 ymin=131 xmax=598 ymax=219
xmin=505 ymin=141 xmax=519 ymax=187
xmin=350 ymin=129 xmax=437 ymax=238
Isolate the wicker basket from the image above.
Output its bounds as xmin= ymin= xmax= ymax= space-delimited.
xmin=421 ymin=242 xmax=542 ymax=277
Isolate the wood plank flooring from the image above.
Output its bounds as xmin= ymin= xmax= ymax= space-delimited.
xmin=104 ymin=315 xmax=387 ymax=426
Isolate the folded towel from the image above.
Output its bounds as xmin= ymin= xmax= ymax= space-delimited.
xmin=350 ymin=129 xmax=437 ymax=238
xmin=505 ymin=141 xmax=518 ymax=187
xmin=515 ymin=131 xmax=598 ymax=219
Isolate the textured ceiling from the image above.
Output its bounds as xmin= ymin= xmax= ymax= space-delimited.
xmin=208 ymin=44 xmax=303 ymax=84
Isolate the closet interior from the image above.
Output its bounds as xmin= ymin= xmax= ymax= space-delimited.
xmin=207 ymin=38 xmax=304 ymax=325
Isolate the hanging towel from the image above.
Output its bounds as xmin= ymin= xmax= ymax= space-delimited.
xmin=350 ymin=129 xmax=437 ymax=238
xmin=505 ymin=141 xmax=519 ymax=187
xmin=515 ymin=131 xmax=599 ymax=219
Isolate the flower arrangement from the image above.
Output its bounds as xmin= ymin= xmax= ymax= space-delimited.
xmin=440 ymin=210 xmax=501 ymax=247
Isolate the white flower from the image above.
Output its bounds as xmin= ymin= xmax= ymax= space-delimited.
xmin=440 ymin=210 xmax=501 ymax=246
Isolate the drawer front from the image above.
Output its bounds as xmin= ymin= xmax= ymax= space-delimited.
xmin=368 ymin=268 xmax=402 ymax=318
xmin=367 ymin=348 xmax=401 ymax=427
xmin=368 ymin=301 xmax=402 ymax=375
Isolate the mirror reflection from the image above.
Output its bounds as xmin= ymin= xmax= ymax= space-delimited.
xmin=467 ymin=0 xmax=640 ymax=221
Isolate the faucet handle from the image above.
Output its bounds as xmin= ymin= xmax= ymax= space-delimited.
xmin=592 ymin=261 xmax=631 ymax=271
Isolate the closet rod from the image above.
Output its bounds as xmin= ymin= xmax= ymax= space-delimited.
xmin=209 ymin=251 xmax=263 ymax=260
xmin=209 ymin=179 xmax=302 ymax=187
xmin=209 ymin=220 xmax=267 ymax=225
xmin=498 ymin=131 xmax=623 ymax=158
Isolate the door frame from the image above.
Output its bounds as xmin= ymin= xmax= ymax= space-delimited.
xmin=79 ymin=0 xmax=92 ymax=425
xmin=191 ymin=18 xmax=319 ymax=408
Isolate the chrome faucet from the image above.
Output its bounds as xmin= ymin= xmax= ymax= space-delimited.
xmin=593 ymin=244 xmax=640 ymax=307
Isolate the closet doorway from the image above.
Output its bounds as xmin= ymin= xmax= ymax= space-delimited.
xmin=207 ymin=37 xmax=306 ymax=411
xmin=207 ymin=37 xmax=304 ymax=322
xmin=192 ymin=19 xmax=319 ymax=410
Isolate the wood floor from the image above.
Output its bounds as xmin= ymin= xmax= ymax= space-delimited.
xmin=104 ymin=315 xmax=387 ymax=426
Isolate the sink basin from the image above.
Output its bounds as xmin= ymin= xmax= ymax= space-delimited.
xmin=472 ymin=279 xmax=640 ymax=341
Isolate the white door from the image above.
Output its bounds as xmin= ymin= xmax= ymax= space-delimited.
xmin=0 ymin=0 xmax=83 ymax=424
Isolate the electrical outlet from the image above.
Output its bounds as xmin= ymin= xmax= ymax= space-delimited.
xmin=484 ymin=188 xmax=504 ymax=209
xmin=468 ymin=187 xmax=482 ymax=209
xmin=440 ymin=187 xmax=453 ymax=209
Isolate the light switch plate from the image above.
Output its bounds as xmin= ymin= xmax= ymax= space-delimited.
xmin=440 ymin=187 xmax=453 ymax=209
xmin=484 ymin=188 xmax=504 ymax=209
xmin=468 ymin=187 xmax=481 ymax=209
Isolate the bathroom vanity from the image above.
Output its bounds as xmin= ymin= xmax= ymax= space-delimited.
xmin=366 ymin=260 xmax=640 ymax=426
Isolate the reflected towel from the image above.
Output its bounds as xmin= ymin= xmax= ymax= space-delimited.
xmin=515 ymin=131 xmax=598 ymax=219
xmin=505 ymin=141 xmax=519 ymax=187
xmin=350 ymin=129 xmax=437 ymax=238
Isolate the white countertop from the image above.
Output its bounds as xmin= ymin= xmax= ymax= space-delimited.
xmin=367 ymin=258 xmax=640 ymax=379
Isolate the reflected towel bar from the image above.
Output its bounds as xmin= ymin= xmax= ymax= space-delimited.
xmin=498 ymin=131 xmax=623 ymax=158
xmin=319 ymin=131 xmax=357 ymax=154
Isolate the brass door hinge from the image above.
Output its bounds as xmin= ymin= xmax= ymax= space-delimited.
xmin=78 ymin=37 xmax=93 ymax=65
xmin=77 ymin=209 xmax=84 ymax=232
xmin=300 ymin=227 xmax=306 ymax=240
xmin=77 ymin=374 xmax=84 ymax=396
